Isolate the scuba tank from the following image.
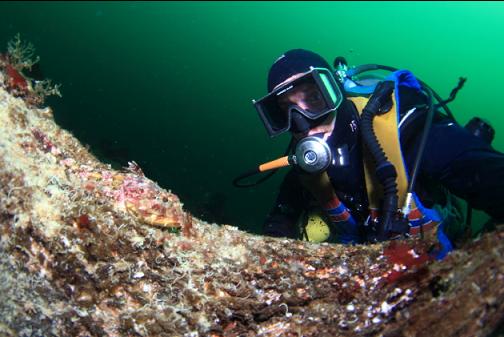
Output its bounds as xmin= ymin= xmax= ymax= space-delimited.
xmin=299 ymin=208 xmax=331 ymax=243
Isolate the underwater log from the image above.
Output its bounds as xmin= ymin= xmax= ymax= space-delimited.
xmin=0 ymin=80 xmax=503 ymax=337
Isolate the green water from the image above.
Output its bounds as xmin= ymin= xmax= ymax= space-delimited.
xmin=1 ymin=1 xmax=502 ymax=233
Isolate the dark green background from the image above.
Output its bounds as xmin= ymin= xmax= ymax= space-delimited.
xmin=1 ymin=1 xmax=502 ymax=233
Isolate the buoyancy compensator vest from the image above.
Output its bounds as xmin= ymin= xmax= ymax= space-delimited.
xmin=346 ymin=70 xmax=454 ymax=258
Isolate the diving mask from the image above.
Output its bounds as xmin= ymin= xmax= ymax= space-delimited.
xmin=253 ymin=67 xmax=344 ymax=137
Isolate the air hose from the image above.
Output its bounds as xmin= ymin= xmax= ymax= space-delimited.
xmin=403 ymin=86 xmax=435 ymax=216
xmin=233 ymin=136 xmax=333 ymax=188
xmin=361 ymin=81 xmax=438 ymax=241
xmin=233 ymin=138 xmax=294 ymax=188
xmin=344 ymin=63 xmax=463 ymax=123
xmin=360 ymin=81 xmax=407 ymax=241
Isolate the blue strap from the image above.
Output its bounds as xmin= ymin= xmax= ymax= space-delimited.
xmin=434 ymin=221 xmax=454 ymax=260
xmin=413 ymin=193 xmax=443 ymax=222
xmin=385 ymin=70 xmax=422 ymax=117
xmin=384 ymin=70 xmax=422 ymax=90
xmin=344 ymin=80 xmax=377 ymax=95
xmin=325 ymin=203 xmax=360 ymax=244
xmin=344 ymin=69 xmax=421 ymax=96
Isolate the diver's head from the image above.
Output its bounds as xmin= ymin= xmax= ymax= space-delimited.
xmin=267 ymin=49 xmax=333 ymax=92
xmin=253 ymin=49 xmax=344 ymax=139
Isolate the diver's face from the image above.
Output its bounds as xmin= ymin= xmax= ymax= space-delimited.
xmin=277 ymin=82 xmax=327 ymax=113
xmin=274 ymin=73 xmax=336 ymax=140
xmin=275 ymin=74 xmax=327 ymax=114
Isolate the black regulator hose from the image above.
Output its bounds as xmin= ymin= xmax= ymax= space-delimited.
xmin=360 ymin=81 xmax=399 ymax=241
xmin=346 ymin=63 xmax=459 ymax=122
xmin=361 ymin=81 xmax=437 ymax=241
xmin=233 ymin=138 xmax=294 ymax=188
xmin=407 ymin=86 xmax=435 ymax=198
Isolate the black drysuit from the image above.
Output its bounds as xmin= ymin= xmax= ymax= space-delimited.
xmin=263 ymin=85 xmax=504 ymax=240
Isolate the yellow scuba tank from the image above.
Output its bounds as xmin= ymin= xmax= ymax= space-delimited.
xmin=300 ymin=209 xmax=331 ymax=243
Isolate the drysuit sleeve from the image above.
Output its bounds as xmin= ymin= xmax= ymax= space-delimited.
xmin=408 ymin=117 xmax=504 ymax=222
xmin=262 ymin=169 xmax=305 ymax=238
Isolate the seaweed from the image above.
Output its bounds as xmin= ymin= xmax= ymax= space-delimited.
xmin=0 ymin=34 xmax=61 ymax=107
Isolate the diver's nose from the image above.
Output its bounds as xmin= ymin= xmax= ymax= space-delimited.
xmin=296 ymin=101 xmax=310 ymax=110
xmin=290 ymin=110 xmax=311 ymax=134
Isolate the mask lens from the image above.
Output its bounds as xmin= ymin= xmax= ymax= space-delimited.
xmin=254 ymin=93 xmax=290 ymax=135
xmin=319 ymin=72 xmax=339 ymax=105
xmin=277 ymin=82 xmax=328 ymax=117
xmin=253 ymin=68 xmax=343 ymax=136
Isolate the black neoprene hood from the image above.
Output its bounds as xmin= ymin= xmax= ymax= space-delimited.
xmin=267 ymin=49 xmax=333 ymax=92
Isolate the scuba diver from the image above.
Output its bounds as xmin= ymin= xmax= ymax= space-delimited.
xmin=234 ymin=49 xmax=504 ymax=257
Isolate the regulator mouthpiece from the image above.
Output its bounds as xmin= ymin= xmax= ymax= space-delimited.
xmin=293 ymin=136 xmax=332 ymax=174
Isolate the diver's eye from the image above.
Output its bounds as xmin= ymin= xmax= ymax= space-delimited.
xmin=277 ymin=96 xmax=290 ymax=111
xmin=306 ymin=90 xmax=322 ymax=103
